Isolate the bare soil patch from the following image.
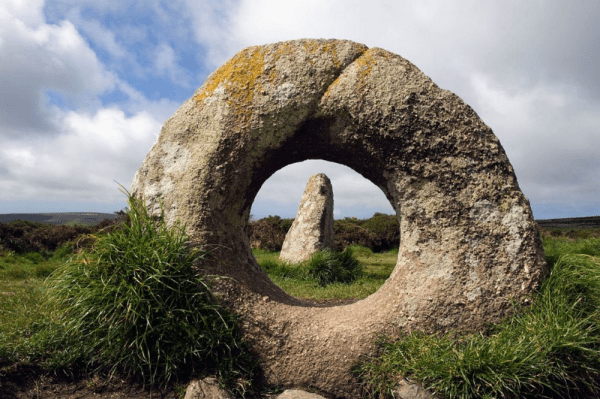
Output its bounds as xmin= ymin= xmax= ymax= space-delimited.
xmin=0 ymin=367 xmax=180 ymax=399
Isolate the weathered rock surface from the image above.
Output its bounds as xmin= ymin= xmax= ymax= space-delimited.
xmin=395 ymin=379 xmax=434 ymax=399
xmin=275 ymin=389 xmax=328 ymax=399
xmin=185 ymin=377 xmax=232 ymax=399
xmin=131 ymin=39 xmax=547 ymax=399
xmin=279 ymin=173 xmax=334 ymax=263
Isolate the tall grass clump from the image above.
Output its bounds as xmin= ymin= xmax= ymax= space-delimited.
xmin=307 ymin=248 xmax=363 ymax=286
xmin=355 ymin=253 xmax=600 ymax=399
xmin=38 ymin=187 xmax=258 ymax=392
xmin=259 ymin=258 xmax=310 ymax=280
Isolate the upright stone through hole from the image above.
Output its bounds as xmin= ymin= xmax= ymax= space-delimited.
xmin=249 ymin=160 xmax=400 ymax=301
xmin=278 ymin=172 xmax=335 ymax=264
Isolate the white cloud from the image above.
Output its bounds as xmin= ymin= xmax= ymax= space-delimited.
xmin=116 ymin=80 xmax=181 ymax=122
xmin=0 ymin=0 xmax=176 ymax=209
xmin=154 ymin=42 xmax=192 ymax=87
xmin=469 ymin=72 xmax=600 ymax=206
xmin=0 ymin=2 xmax=117 ymax=135
xmin=183 ymin=0 xmax=240 ymax=68
xmin=0 ymin=107 xmax=161 ymax=202
xmin=42 ymin=0 xmax=200 ymax=87
xmin=72 ymin=16 xmax=128 ymax=60
xmin=43 ymin=0 xmax=131 ymax=17
xmin=0 ymin=0 xmax=46 ymax=27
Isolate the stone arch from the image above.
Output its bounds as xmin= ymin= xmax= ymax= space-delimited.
xmin=131 ymin=39 xmax=547 ymax=398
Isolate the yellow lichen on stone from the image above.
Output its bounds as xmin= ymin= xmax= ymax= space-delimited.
xmin=353 ymin=50 xmax=379 ymax=88
xmin=322 ymin=49 xmax=378 ymax=100
xmin=272 ymin=41 xmax=294 ymax=58
xmin=300 ymin=41 xmax=342 ymax=70
xmin=195 ymin=47 xmax=266 ymax=128
xmin=322 ymin=75 xmax=343 ymax=100
xmin=196 ymin=40 xmax=366 ymax=126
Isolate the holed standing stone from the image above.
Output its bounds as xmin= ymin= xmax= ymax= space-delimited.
xmin=131 ymin=39 xmax=547 ymax=399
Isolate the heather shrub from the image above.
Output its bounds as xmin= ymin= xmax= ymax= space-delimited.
xmin=0 ymin=214 xmax=129 ymax=257
xmin=361 ymin=213 xmax=400 ymax=252
xmin=247 ymin=215 xmax=293 ymax=251
xmin=334 ymin=217 xmax=378 ymax=251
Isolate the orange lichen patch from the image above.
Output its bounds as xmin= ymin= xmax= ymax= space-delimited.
xmin=322 ymin=74 xmax=342 ymax=100
xmin=323 ymin=50 xmax=377 ymax=98
xmin=271 ymin=41 xmax=294 ymax=59
xmin=194 ymin=47 xmax=266 ymax=128
xmin=351 ymin=50 xmax=378 ymax=90
xmin=322 ymin=48 xmax=391 ymax=100
xmin=194 ymin=40 xmax=366 ymax=128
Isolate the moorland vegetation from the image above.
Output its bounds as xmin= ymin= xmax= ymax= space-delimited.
xmin=248 ymin=212 xmax=400 ymax=252
xmin=1 ymin=198 xmax=600 ymax=398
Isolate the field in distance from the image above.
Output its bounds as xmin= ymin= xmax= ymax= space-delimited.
xmin=0 ymin=212 xmax=120 ymax=226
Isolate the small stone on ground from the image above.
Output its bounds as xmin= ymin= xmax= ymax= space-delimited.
xmin=275 ymin=389 xmax=328 ymax=399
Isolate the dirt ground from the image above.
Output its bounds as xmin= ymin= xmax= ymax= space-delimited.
xmin=0 ymin=368 xmax=181 ymax=399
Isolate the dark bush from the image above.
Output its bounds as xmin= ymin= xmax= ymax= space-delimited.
xmin=333 ymin=217 xmax=378 ymax=251
xmin=247 ymin=215 xmax=293 ymax=251
xmin=361 ymin=213 xmax=400 ymax=252
xmin=0 ymin=220 xmax=86 ymax=256
xmin=0 ymin=212 xmax=129 ymax=256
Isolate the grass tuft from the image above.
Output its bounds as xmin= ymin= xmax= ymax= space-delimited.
xmin=306 ymin=248 xmax=363 ymax=286
xmin=25 ymin=186 xmax=258 ymax=393
xmin=255 ymin=248 xmax=364 ymax=288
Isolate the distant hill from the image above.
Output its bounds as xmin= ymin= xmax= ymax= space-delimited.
xmin=536 ymin=216 xmax=600 ymax=229
xmin=0 ymin=212 xmax=120 ymax=226
xmin=2 ymin=212 xmax=600 ymax=229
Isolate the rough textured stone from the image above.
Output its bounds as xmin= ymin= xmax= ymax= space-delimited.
xmin=185 ymin=377 xmax=232 ymax=399
xmin=131 ymin=39 xmax=547 ymax=399
xmin=275 ymin=389 xmax=328 ymax=399
xmin=395 ymin=379 xmax=434 ymax=399
xmin=279 ymin=173 xmax=335 ymax=263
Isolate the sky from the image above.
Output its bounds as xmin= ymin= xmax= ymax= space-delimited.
xmin=1 ymin=0 xmax=599 ymax=220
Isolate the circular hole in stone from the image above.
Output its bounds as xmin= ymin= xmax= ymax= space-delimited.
xmin=250 ymin=159 xmax=400 ymax=303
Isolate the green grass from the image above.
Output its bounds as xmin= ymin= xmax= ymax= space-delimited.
xmin=0 ymin=187 xmax=258 ymax=396
xmin=0 ymin=245 xmax=72 ymax=354
xmin=253 ymin=245 xmax=396 ymax=300
xmin=306 ymin=248 xmax=363 ymax=285
xmin=3 ymin=218 xmax=600 ymax=398
xmin=0 ymin=243 xmax=75 ymax=373
xmin=542 ymin=235 xmax=600 ymax=269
